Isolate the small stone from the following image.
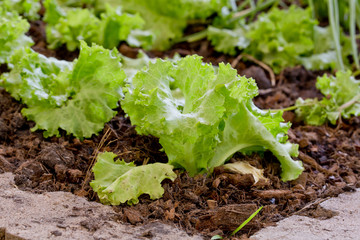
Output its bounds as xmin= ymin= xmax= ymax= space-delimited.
xmin=51 ymin=230 xmax=62 ymax=236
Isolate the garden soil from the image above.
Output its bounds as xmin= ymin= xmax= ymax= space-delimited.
xmin=0 ymin=20 xmax=359 ymax=239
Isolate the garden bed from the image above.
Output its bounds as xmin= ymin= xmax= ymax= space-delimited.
xmin=0 ymin=18 xmax=359 ymax=239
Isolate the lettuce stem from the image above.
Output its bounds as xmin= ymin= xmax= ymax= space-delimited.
xmin=238 ymin=0 xmax=251 ymax=11
xmin=349 ymin=0 xmax=360 ymax=69
xmin=174 ymin=29 xmax=208 ymax=44
xmin=356 ymin=1 xmax=360 ymax=30
xmin=270 ymin=102 xmax=317 ymax=113
xmin=231 ymin=0 xmax=278 ymax=21
xmin=328 ymin=0 xmax=345 ymax=70
xmin=229 ymin=0 xmax=238 ymax=11
xmin=308 ymin=0 xmax=315 ymax=19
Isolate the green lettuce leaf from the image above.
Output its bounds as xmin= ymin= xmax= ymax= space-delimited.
xmin=245 ymin=6 xmax=317 ymax=73
xmin=0 ymin=8 xmax=33 ymax=65
xmin=295 ymin=98 xmax=328 ymax=125
xmin=296 ymin=71 xmax=360 ymax=125
xmin=122 ymin=55 xmax=303 ymax=181
xmin=1 ymin=41 xmax=126 ymax=139
xmin=1 ymin=47 xmax=72 ymax=106
xmin=45 ymin=7 xmax=100 ymax=51
xmin=299 ymin=51 xmax=337 ymax=71
xmin=317 ymin=71 xmax=360 ymax=120
xmin=207 ymin=6 xmax=351 ymax=73
xmin=299 ymin=26 xmax=351 ymax=70
xmin=90 ymin=152 xmax=177 ymax=205
xmin=55 ymin=0 xmax=96 ymax=8
xmin=0 ymin=0 xmax=41 ymax=20
xmin=98 ymin=5 xmax=152 ymax=49
xmin=43 ymin=0 xmax=67 ymax=25
xmin=45 ymin=0 xmax=229 ymax=50
xmin=120 ymin=51 xmax=154 ymax=83
xmin=112 ymin=0 xmax=229 ymax=50
xmin=119 ymin=0 xmax=228 ymax=20
xmin=44 ymin=0 xmax=151 ymax=51
xmin=207 ymin=26 xmax=250 ymax=56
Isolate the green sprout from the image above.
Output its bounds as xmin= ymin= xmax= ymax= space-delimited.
xmin=211 ymin=206 xmax=263 ymax=239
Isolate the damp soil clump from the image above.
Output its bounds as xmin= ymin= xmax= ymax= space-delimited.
xmin=0 ymin=20 xmax=359 ymax=239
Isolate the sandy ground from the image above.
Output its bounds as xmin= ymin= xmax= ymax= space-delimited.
xmin=0 ymin=172 xmax=201 ymax=240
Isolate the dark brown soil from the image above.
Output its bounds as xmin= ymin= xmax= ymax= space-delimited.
xmin=0 ymin=19 xmax=359 ymax=240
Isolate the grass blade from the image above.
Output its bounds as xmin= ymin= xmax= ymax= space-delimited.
xmin=230 ymin=206 xmax=263 ymax=237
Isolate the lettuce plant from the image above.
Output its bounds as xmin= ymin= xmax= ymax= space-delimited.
xmin=0 ymin=0 xmax=41 ymax=20
xmin=296 ymin=71 xmax=360 ymax=125
xmin=44 ymin=0 xmax=229 ymax=50
xmin=207 ymin=6 xmax=351 ymax=73
xmin=1 ymin=41 xmax=126 ymax=139
xmin=207 ymin=26 xmax=250 ymax=56
xmin=244 ymin=6 xmax=317 ymax=73
xmin=0 ymin=7 xmax=33 ymax=65
xmin=122 ymin=55 xmax=303 ymax=181
xmin=44 ymin=0 xmax=152 ymax=51
xmin=110 ymin=0 xmax=230 ymax=50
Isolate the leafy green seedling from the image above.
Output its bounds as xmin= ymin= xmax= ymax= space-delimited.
xmin=295 ymin=70 xmax=360 ymax=125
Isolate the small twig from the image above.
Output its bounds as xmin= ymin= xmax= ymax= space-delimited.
xmin=81 ymin=128 xmax=112 ymax=191
xmin=258 ymin=88 xmax=278 ymax=95
xmin=231 ymin=0 xmax=278 ymax=21
xmin=291 ymin=197 xmax=331 ymax=216
xmin=231 ymin=54 xmax=243 ymax=68
xmin=335 ymin=114 xmax=343 ymax=132
xmin=232 ymin=8 xmax=253 ymax=19
xmin=244 ymin=54 xmax=276 ymax=86
xmin=335 ymin=93 xmax=360 ymax=131
xmin=298 ymin=152 xmax=334 ymax=176
xmin=337 ymin=93 xmax=360 ymax=113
